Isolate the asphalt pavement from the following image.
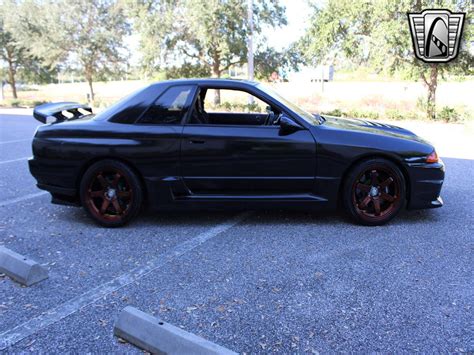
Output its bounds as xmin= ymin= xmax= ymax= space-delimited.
xmin=0 ymin=109 xmax=473 ymax=353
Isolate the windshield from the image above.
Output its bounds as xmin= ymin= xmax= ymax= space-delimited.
xmin=256 ymin=83 xmax=321 ymax=125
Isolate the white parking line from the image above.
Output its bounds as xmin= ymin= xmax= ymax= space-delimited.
xmin=0 ymin=192 xmax=48 ymax=207
xmin=0 ymin=138 xmax=31 ymax=145
xmin=0 ymin=157 xmax=29 ymax=165
xmin=0 ymin=212 xmax=250 ymax=350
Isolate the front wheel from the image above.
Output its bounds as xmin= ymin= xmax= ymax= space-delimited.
xmin=80 ymin=160 xmax=143 ymax=227
xmin=343 ymin=159 xmax=406 ymax=226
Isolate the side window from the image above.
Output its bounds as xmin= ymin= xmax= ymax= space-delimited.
xmin=204 ymin=89 xmax=268 ymax=114
xmin=138 ymin=85 xmax=193 ymax=124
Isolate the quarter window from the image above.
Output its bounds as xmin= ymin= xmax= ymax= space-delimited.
xmin=138 ymin=85 xmax=193 ymax=124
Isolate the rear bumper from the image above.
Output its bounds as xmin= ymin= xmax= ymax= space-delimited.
xmin=37 ymin=183 xmax=76 ymax=196
xmin=29 ymin=157 xmax=80 ymax=206
xmin=406 ymin=161 xmax=445 ymax=210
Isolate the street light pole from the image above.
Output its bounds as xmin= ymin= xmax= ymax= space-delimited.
xmin=247 ymin=0 xmax=254 ymax=82
xmin=247 ymin=0 xmax=254 ymax=105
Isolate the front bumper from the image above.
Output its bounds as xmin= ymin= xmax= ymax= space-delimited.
xmin=406 ymin=160 xmax=445 ymax=210
xmin=430 ymin=196 xmax=444 ymax=208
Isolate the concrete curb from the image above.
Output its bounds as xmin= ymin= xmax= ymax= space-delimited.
xmin=0 ymin=246 xmax=48 ymax=286
xmin=114 ymin=306 xmax=237 ymax=355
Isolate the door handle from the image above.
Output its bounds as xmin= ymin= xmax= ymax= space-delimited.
xmin=189 ymin=139 xmax=205 ymax=144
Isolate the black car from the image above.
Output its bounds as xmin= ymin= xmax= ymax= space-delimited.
xmin=29 ymin=79 xmax=444 ymax=227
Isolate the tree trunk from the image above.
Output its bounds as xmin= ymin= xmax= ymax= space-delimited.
xmin=8 ymin=68 xmax=17 ymax=99
xmin=6 ymin=48 xmax=18 ymax=99
xmin=426 ymin=64 xmax=438 ymax=120
xmin=87 ymin=77 xmax=95 ymax=103
xmin=212 ymin=60 xmax=221 ymax=105
xmin=415 ymin=0 xmax=422 ymax=11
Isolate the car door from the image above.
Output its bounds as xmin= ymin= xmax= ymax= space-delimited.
xmin=180 ymin=87 xmax=316 ymax=195
xmin=130 ymin=84 xmax=196 ymax=198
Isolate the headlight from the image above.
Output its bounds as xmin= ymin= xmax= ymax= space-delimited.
xmin=426 ymin=150 xmax=439 ymax=163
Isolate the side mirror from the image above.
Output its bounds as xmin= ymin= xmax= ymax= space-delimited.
xmin=279 ymin=115 xmax=303 ymax=135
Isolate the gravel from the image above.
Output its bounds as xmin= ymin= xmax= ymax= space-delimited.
xmin=0 ymin=110 xmax=472 ymax=353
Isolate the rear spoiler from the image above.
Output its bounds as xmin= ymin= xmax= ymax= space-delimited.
xmin=33 ymin=102 xmax=93 ymax=124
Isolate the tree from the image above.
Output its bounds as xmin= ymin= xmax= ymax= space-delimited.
xmin=1 ymin=0 xmax=131 ymax=102
xmin=60 ymin=0 xmax=131 ymax=102
xmin=0 ymin=24 xmax=23 ymax=99
xmin=1 ymin=1 xmax=65 ymax=98
xmin=254 ymin=45 xmax=302 ymax=81
xmin=125 ymin=0 xmax=176 ymax=76
xmin=299 ymin=0 xmax=474 ymax=119
xmin=18 ymin=0 xmax=131 ymax=102
xmin=165 ymin=62 xmax=211 ymax=79
xmin=0 ymin=2 xmax=34 ymax=99
xmin=130 ymin=0 xmax=288 ymax=103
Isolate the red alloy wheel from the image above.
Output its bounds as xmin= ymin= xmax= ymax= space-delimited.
xmin=351 ymin=165 xmax=402 ymax=223
xmin=85 ymin=169 xmax=133 ymax=222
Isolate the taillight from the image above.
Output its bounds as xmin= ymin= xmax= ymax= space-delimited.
xmin=426 ymin=150 xmax=439 ymax=163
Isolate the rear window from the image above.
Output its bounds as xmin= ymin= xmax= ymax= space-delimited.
xmin=138 ymin=85 xmax=194 ymax=124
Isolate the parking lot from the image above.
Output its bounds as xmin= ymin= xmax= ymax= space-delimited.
xmin=0 ymin=109 xmax=473 ymax=353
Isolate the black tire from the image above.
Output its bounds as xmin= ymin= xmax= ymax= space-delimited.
xmin=342 ymin=158 xmax=406 ymax=226
xmin=80 ymin=159 xmax=143 ymax=227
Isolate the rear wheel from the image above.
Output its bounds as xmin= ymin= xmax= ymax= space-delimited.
xmin=343 ymin=158 xmax=405 ymax=226
xmin=80 ymin=160 xmax=143 ymax=227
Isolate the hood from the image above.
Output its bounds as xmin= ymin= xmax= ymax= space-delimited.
xmin=320 ymin=115 xmax=429 ymax=143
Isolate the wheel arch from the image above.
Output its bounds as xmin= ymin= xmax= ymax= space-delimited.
xmin=337 ymin=153 xmax=411 ymax=207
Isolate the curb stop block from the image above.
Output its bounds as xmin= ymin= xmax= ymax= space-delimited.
xmin=114 ymin=306 xmax=237 ymax=355
xmin=0 ymin=246 xmax=48 ymax=286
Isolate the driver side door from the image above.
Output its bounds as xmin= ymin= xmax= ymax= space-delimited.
xmin=179 ymin=86 xmax=317 ymax=195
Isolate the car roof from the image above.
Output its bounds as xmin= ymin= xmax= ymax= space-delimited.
xmin=154 ymin=78 xmax=259 ymax=87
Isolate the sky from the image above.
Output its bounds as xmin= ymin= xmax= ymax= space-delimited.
xmin=263 ymin=0 xmax=313 ymax=50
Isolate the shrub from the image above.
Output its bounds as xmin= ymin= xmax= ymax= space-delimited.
xmin=246 ymin=102 xmax=263 ymax=113
xmin=32 ymin=100 xmax=49 ymax=107
xmin=220 ymin=101 xmax=233 ymax=111
xmin=321 ymin=108 xmax=343 ymax=117
xmin=346 ymin=109 xmax=379 ymax=120
xmin=437 ymin=106 xmax=461 ymax=123
xmin=93 ymin=98 xmax=113 ymax=110
xmin=385 ymin=109 xmax=405 ymax=120
xmin=0 ymin=98 xmax=49 ymax=108
xmin=10 ymin=99 xmax=21 ymax=107
xmin=405 ymin=111 xmax=423 ymax=120
xmin=416 ymin=96 xmax=427 ymax=111
xmin=152 ymin=71 xmax=168 ymax=82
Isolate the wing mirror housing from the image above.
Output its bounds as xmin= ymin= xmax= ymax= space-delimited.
xmin=279 ymin=115 xmax=303 ymax=135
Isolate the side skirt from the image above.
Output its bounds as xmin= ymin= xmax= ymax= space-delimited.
xmin=144 ymin=176 xmax=330 ymax=211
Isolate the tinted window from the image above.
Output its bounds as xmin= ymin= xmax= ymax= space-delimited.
xmin=138 ymin=85 xmax=193 ymax=124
